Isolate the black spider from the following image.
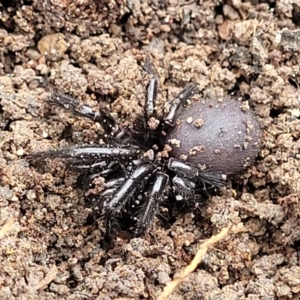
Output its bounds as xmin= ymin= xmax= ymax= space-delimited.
xmin=28 ymin=57 xmax=262 ymax=236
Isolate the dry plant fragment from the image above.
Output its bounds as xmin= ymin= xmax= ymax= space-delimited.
xmin=157 ymin=227 xmax=231 ymax=300
xmin=36 ymin=265 xmax=58 ymax=290
xmin=0 ymin=218 xmax=15 ymax=239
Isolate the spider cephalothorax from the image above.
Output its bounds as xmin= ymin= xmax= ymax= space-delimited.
xmin=28 ymin=58 xmax=262 ymax=236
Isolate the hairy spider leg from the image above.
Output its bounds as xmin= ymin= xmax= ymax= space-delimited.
xmin=172 ymin=176 xmax=196 ymax=200
xmin=28 ymin=146 xmax=139 ymax=161
xmin=27 ymin=146 xmax=140 ymax=189
xmin=144 ymin=55 xmax=158 ymax=124
xmin=100 ymin=177 xmax=125 ymax=198
xmin=134 ymin=173 xmax=168 ymax=235
xmin=168 ymin=158 xmax=199 ymax=177
xmin=144 ymin=54 xmax=157 ymax=76
xmin=103 ymin=163 xmax=156 ymax=234
xmin=195 ymin=170 xmax=228 ymax=188
xmin=168 ymin=157 xmax=226 ymax=188
xmin=163 ymin=83 xmax=199 ymax=126
xmin=84 ymin=177 xmax=126 ymax=210
xmin=48 ymin=89 xmax=126 ymax=139
xmin=144 ymin=77 xmax=158 ymax=123
xmin=168 ymin=158 xmax=197 ymax=200
xmin=104 ymin=163 xmax=156 ymax=211
xmin=76 ymin=162 xmax=124 ymax=190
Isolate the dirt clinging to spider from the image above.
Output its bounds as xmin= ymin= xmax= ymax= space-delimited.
xmin=167 ymin=97 xmax=262 ymax=179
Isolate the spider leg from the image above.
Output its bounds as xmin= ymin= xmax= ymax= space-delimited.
xmin=163 ymin=83 xmax=199 ymax=126
xmin=87 ymin=177 xmax=126 ymax=208
xmin=168 ymin=158 xmax=198 ymax=201
xmin=103 ymin=163 xmax=156 ymax=235
xmin=101 ymin=177 xmax=125 ymax=196
xmin=172 ymin=175 xmax=196 ymax=201
xmin=28 ymin=145 xmax=139 ymax=161
xmin=195 ymin=170 xmax=227 ymax=188
xmin=167 ymin=158 xmax=199 ymax=178
xmin=144 ymin=54 xmax=157 ymax=75
xmin=27 ymin=146 xmax=140 ymax=183
xmin=143 ymin=55 xmax=199 ymax=127
xmin=144 ymin=55 xmax=158 ymax=123
xmin=48 ymin=89 xmax=125 ymax=138
xmin=77 ymin=162 xmax=123 ymax=189
xmin=104 ymin=163 xmax=155 ymax=211
xmin=134 ymin=173 xmax=168 ymax=235
xmin=144 ymin=77 xmax=158 ymax=123
xmin=168 ymin=157 xmax=225 ymax=191
xmin=77 ymin=172 xmax=102 ymax=190
xmin=69 ymin=160 xmax=106 ymax=172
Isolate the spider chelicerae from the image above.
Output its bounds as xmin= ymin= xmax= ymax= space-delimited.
xmin=28 ymin=57 xmax=261 ymax=236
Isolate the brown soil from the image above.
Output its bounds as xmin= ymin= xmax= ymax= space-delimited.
xmin=0 ymin=1 xmax=300 ymax=299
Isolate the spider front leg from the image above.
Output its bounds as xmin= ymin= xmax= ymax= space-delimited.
xmin=163 ymin=83 xmax=199 ymax=126
xmin=48 ymin=89 xmax=126 ymax=139
xmin=142 ymin=56 xmax=198 ymax=129
xmin=143 ymin=56 xmax=159 ymax=129
xmin=144 ymin=77 xmax=158 ymax=123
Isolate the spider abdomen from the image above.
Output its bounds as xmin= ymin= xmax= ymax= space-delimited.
xmin=166 ymin=97 xmax=262 ymax=180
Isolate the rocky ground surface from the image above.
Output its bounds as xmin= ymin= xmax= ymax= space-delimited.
xmin=0 ymin=0 xmax=300 ymax=299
